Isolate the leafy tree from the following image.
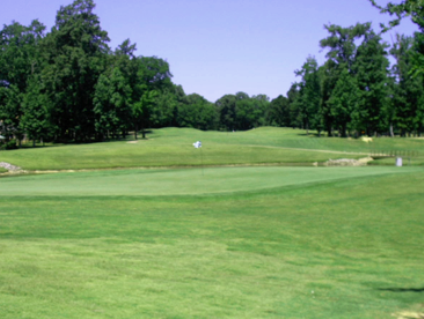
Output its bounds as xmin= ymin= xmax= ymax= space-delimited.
xmin=235 ymin=94 xmax=268 ymax=130
xmin=328 ymin=66 xmax=359 ymax=137
xmin=390 ymin=34 xmax=424 ymax=136
xmin=286 ymin=83 xmax=301 ymax=129
xmin=319 ymin=23 xmax=370 ymax=136
xmin=319 ymin=60 xmax=338 ymax=136
xmin=42 ymin=0 xmax=110 ymax=141
xmin=130 ymin=56 xmax=173 ymax=138
xmin=267 ymin=95 xmax=291 ymax=127
xmin=370 ymin=1 xmax=424 ymax=76
xmin=0 ymin=20 xmax=45 ymax=144
xmin=294 ymin=57 xmax=322 ymax=135
xmin=93 ymin=67 xmax=132 ymax=140
xmin=320 ymin=23 xmax=371 ymax=70
xmin=20 ymin=75 xmax=55 ymax=146
xmin=132 ymin=89 xmax=158 ymax=139
xmin=215 ymin=94 xmax=237 ymax=131
xmin=177 ymin=94 xmax=217 ymax=130
xmin=369 ymin=0 xmax=424 ymax=30
xmin=0 ymin=20 xmax=45 ymax=92
xmin=353 ymin=31 xmax=390 ymax=136
xmin=150 ymin=86 xmax=180 ymax=128
xmin=0 ymin=85 xmax=23 ymax=143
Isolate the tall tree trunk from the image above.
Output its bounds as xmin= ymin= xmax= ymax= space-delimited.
xmin=341 ymin=124 xmax=347 ymax=138
xmin=390 ymin=124 xmax=394 ymax=137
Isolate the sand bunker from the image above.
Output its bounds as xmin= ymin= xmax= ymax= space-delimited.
xmin=324 ymin=157 xmax=373 ymax=166
xmin=394 ymin=311 xmax=424 ymax=319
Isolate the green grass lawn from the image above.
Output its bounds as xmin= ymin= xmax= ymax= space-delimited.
xmin=1 ymin=166 xmax=423 ymax=318
xmin=1 ymin=127 xmax=423 ymax=171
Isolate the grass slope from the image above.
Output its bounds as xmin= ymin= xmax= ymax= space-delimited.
xmin=1 ymin=127 xmax=423 ymax=171
xmin=0 ymin=166 xmax=420 ymax=196
xmin=1 ymin=166 xmax=424 ymax=318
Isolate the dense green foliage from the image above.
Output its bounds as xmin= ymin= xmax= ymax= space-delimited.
xmin=2 ymin=0 xmax=424 ymax=151
xmin=283 ymin=23 xmax=424 ymax=138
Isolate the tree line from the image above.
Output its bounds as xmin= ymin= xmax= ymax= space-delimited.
xmin=275 ymin=22 xmax=424 ymax=138
xmin=1 ymin=0 xmax=424 ymax=149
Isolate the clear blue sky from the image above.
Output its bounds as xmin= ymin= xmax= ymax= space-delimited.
xmin=0 ymin=0 xmax=419 ymax=102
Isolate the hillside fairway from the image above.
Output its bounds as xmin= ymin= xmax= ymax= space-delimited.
xmin=1 ymin=166 xmax=423 ymax=318
xmin=1 ymin=127 xmax=424 ymax=171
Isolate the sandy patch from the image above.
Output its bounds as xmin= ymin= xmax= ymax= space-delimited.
xmin=127 ymin=141 xmax=138 ymax=144
xmin=324 ymin=157 xmax=373 ymax=166
xmin=361 ymin=137 xmax=373 ymax=143
xmin=394 ymin=311 xmax=424 ymax=319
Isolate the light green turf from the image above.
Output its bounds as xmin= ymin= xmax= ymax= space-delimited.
xmin=0 ymin=167 xmax=7 ymax=173
xmin=1 ymin=166 xmax=424 ymax=318
xmin=1 ymin=127 xmax=423 ymax=171
xmin=0 ymin=166 xmax=420 ymax=196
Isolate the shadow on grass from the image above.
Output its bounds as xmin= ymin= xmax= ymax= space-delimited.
xmin=296 ymin=133 xmax=330 ymax=138
xmin=377 ymin=287 xmax=424 ymax=293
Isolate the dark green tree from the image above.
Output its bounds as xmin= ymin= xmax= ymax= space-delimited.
xmin=235 ymin=93 xmax=268 ymax=130
xmin=294 ymin=57 xmax=322 ymax=135
xmin=150 ymin=85 xmax=181 ymax=128
xmin=390 ymin=34 xmax=424 ymax=136
xmin=319 ymin=23 xmax=370 ymax=136
xmin=215 ymin=94 xmax=237 ymax=131
xmin=370 ymin=1 xmax=424 ymax=77
xmin=177 ymin=94 xmax=217 ymax=130
xmin=267 ymin=95 xmax=291 ymax=127
xmin=328 ymin=66 xmax=359 ymax=137
xmin=286 ymin=83 xmax=301 ymax=129
xmin=0 ymin=20 xmax=45 ymax=144
xmin=20 ymin=75 xmax=55 ymax=146
xmin=353 ymin=31 xmax=390 ymax=136
xmin=93 ymin=67 xmax=132 ymax=140
xmin=42 ymin=0 xmax=110 ymax=141
xmin=130 ymin=56 xmax=173 ymax=138
xmin=0 ymin=85 xmax=22 ymax=142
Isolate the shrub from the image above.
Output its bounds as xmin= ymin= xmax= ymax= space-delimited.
xmin=1 ymin=139 xmax=18 ymax=150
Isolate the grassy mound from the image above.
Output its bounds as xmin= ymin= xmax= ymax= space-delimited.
xmin=1 ymin=127 xmax=423 ymax=171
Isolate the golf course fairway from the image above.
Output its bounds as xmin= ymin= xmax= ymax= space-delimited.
xmin=1 ymin=165 xmax=423 ymax=319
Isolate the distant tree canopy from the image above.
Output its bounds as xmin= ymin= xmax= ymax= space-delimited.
xmin=1 ymin=0 xmax=424 ymax=148
xmin=282 ymin=21 xmax=424 ymax=137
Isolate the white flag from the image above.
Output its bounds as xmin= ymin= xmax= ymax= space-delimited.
xmin=193 ymin=141 xmax=202 ymax=148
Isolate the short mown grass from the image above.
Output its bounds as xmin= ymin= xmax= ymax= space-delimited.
xmin=1 ymin=166 xmax=423 ymax=318
xmin=1 ymin=127 xmax=423 ymax=170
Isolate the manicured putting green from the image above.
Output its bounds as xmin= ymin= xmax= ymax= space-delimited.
xmin=0 ymin=166 xmax=420 ymax=196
